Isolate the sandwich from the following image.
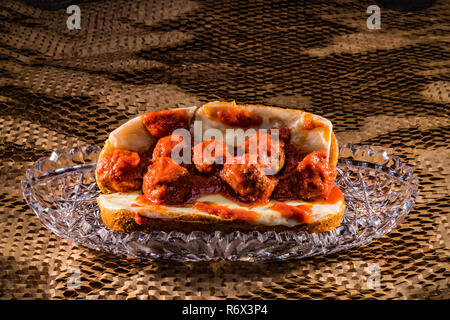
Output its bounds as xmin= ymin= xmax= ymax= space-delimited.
xmin=95 ymin=101 xmax=345 ymax=234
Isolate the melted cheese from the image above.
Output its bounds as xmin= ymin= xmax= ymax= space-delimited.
xmin=98 ymin=192 xmax=344 ymax=227
xmin=108 ymin=106 xmax=197 ymax=152
xmin=196 ymin=101 xmax=332 ymax=159
xmin=109 ymin=116 xmax=155 ymax=152
xmin=106 ymin=103 xmax=332 ymax=158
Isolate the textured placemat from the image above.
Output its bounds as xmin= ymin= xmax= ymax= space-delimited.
xmin=0 ymin=0 xmax=448 ymax=299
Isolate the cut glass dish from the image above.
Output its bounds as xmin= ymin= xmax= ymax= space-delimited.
xmin=21 ymin=144 xmax=418 ymax=262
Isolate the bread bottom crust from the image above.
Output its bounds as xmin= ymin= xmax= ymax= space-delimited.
xmin=99 ymin=201 xmax=346 ymax=234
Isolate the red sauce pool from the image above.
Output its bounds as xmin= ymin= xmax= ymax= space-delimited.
xmin=193 ymin=202 xmax=260 ymax=223
xmin=270 ymin=202 xmax=314 ymax=224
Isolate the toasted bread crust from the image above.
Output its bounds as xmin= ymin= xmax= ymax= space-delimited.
xmin=95 ymin=140 xmax=114 ymax=194
xmin=98 ymin=199 xmax=345 ymax=234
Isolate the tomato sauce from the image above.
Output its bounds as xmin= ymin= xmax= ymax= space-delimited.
xmin=152 ymin=134 xmax=187 ymax=160
xmin=193 ymin=202 xmax=260 ymax=223
xmin=174 ymin=173 xmax=263 ymax=207
xmin=133 ymin=195 xmax=166 ymax=209
xmin=302 ymin=113 xmax=331 ymax=143
xmin=192 ymin=139 xmax=230 ymax=174
xmin=209 ymin=107 xmax=263 ymax=127
xmin=271 ymin=202 xmax=314 ymax=224
xmin=96 ymin=149 xmax=143 ymax=193
xmin=142 ymin=109 xmax=189 ymax=138
xmin=272 ymin=150 xmax=337 ymax=201
xmin=135 ymin=214 xmax=151 ymax=225
xmin=142 ymin=157 xmax=192 ymax=205
xmin=187 ymin=175 xmax=223 ymax=203
xmin=302 ymin=113 xmax=322 ymax=130
xmin=277 ymin=143 xmax=308 ymax=177
xmin=311 ymin=185 xmax=344 ymax=204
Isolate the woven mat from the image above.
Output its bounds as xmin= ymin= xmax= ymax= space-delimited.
xmin=0 ymin=0 xmax=449 ymax=299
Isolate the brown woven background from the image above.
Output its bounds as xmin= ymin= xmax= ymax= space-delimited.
xmin=0 ymin=0 xmax=449 ymax=299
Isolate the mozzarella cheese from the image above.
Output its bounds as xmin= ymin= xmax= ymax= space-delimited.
xmin=109 ymin=116 xmax=155 ymax=152
xmin=107 ymin=103 xmax=332 ymax=159
xmin=98 ymin=192 xmax=344 ymax=227
xmin=108 ymin=106 xmax=197 ymax=152
xmin=196 ymin=101 xmax=332 ymax=160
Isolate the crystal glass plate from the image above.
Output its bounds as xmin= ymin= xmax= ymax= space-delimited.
xmin=21 ymin=144 xmax=418 ymax=262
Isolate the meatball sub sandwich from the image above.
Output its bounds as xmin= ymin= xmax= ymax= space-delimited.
xmin=96 ymin=101 xmax=345 ymax=234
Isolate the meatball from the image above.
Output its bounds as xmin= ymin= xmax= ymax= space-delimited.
xmin=142 ymin=109 xmax=190 ymax=138
xmin=279 ymin=143 xmax=308 ymax=177
xmin=96 ymin=149 xmax=143 ymax=193
xmin=192 ymin=139 xmax=230 ymax=174
xmin=220 ymin=160 xmax=278 ymax=203
xmin=276 ymin=127 xmax=291 ymax=144
xmin=243 ymin=131 xmax=285 ymax=175
xmin=152 ymin=134 xmax=190 ymax=163
xmin=142 ymin=157 xmax=192 ymax=204
xmin=274 ymin=151 xmax=337 ymax=201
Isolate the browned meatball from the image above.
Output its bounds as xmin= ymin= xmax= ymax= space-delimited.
xmin=243 ymin=131 xmax=285 ymax=175
xmin=152 ymin=134 xmax=189 ymax=160
xmin=294 ymin=151 xmax=337 ymax=199
xmin=192 ymin=139 xmax=230 ymax=174
xmin=276 ymin=126 xmax=291 ymax=144
xmin=96 ymin=149 xmax=143 ymax=193
xmin=279 ymin=143 xmax=308 ymax=177
xmin=142 ymin=157 xmax=192 ymax=204
xmin=220 ymin=160 xmax=278 ymax=203
xmin=273 ymin=151 xmax=337 ymax=201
